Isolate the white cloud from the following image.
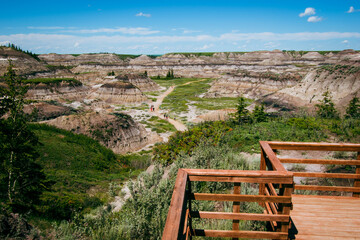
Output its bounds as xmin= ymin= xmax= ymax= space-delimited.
xmin=2 ymin=31 xmax=360 ymax=53
xmin=342 ymin=40 xmax=349 ymax=44
xmin=199 ymin=44 xmax=214 ymax=50
xmin=307 ymin=16 xmax=323 ymax=22
xmin=136 ymin=12 xmax=151 ymax=17
xmin=264 ymin=42 xmax=280 ymax=48
xmin=347 ymin=6 xmax=360 ymax=13
xmin=299 ymin=7 xmax=316 ymax=17
xmin=28 ymin=26 xmax=65 ymax=30
xmin=65 ymin=27 xmax=159 ymax=35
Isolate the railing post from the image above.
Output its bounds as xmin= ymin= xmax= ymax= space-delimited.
xmin=354 ymin=151 xmax=360 ymax=197
xmin=277 ymin=182 xmax=293 ymax=239
xmin=259 ymin=147 xmax=266 ymax=199
xmin=232 ymin=182 xmax=241 ymax=240
xmin=188 ymin=179 xmax=193 ymax=239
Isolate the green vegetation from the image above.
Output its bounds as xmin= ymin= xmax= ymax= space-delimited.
xmin=51 ymin=142 xmax=263 ymax=240
xmin=141 ymin=116 xmax=177 ymax=133
xmin=345 ymin=97 xmax=360 ymax=119
xmin=1 ymin=43 xmax=40 ymax=61
xmin=46 ymin=65 xmax=74 ymax=71
xmin=153 ymin=78 xmax=239 ymax=114
xmin=315 ymin=91 xmax=339 ymax=119
xmin=28 ymin=123 xmax=150 ymax=221
xmin=23 ymin=77 xmax=82 ymax=86
xmin=0 ymin=63 xmax=47 ymax=213
xmin=319 ymin=64 xmax=360 ymax=75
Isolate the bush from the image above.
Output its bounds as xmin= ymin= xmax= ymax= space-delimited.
xmin=315 ymin=91 xmax=339 ymax=119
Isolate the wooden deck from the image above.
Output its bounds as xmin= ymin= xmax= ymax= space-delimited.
xmin=291 ymin=195 xmax=360 ymax=240
xmin=162 ymin=141 xmax=360 ymax=240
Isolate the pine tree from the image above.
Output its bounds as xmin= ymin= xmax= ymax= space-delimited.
xmin=315 ymin=91 xmax=339 ymax=119
xmin=252 ymin=103 xmax=267 ymax=123
xmin=0 ymin=62 xmax=47 ymax=211
xmin=345 ymin=97 xmax=360 ymax=119
xmin=235 ymin=97 xmax=250 ymax=124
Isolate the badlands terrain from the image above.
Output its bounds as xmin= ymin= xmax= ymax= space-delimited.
xmin=1 ymin=46 xmax=359 ymax=153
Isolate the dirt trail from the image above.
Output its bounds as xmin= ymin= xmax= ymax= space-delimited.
xmin=150 ymin=79 xmax=208 ymax=132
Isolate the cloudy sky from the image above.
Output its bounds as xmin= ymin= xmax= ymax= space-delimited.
xmin=1 ymin=0 xmax=359 ymax=54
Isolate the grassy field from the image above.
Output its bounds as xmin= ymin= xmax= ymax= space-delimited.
xmin=140 ymin=116 xmax=177 ymax=133
xmin=153 ymin=78 xmax=239 ymax=115
xmin=29 ymin=124 xmax=150 ymax=220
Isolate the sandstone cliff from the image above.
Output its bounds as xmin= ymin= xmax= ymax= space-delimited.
xmin=44 ymin=112 xmax=150 ymax=154
xmin=0 ymin=47 xmax=47 ymax=75
xmin=91 ymin=81 xmax=148 ymax=104
xmin=115 ymin=73 xmax=161 ymax=92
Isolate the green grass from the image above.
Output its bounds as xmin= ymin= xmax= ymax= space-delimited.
xmin=29 ymin=124 xmax=149 ymax=220
xmin=141 ymin=116 xmax=177 ymax=133
xmin=24 ymin=78 xmax=82 ymax=86
xmin=152 ymin=77 xmax=202 ymax=88
xmin=153 ymin=78 xmax=239 ymax=114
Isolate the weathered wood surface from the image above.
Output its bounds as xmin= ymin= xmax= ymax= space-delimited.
xmin=192 ymin=229 xmax=288 ymax=239
xmin=268 ymin=141 xmax=360 ymax=151
xmin=291 ymin=195 xmax=360 ymax=239
xmin=162 ymin=169 xmax=188 ymax=240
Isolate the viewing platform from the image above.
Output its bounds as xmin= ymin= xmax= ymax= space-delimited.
xmin=162 ymin=141 xmax=360 ymax=240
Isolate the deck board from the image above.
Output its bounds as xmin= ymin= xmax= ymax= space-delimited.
xmin=291 ymin=195 xmax=360 ymax=239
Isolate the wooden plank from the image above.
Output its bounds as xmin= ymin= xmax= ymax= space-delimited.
xmin=267 ymin=183 xmax=278 ymax=196
xmin=162 ymin=169 xmax=188 ymax=240
xmin=279 ymin=185 xmax=293 ymax=235
xmin=293 ymin=172 xmax=360 ymax=179
xmin=294 ymin=185 xmax=360 ymax=192
xmin=259 ymin=147 xmax=267 ymax=199
xmin=192 ymin=229 xmax=288 ymax=239
xmin=268 ymin=141 xmax=360 ymax=151
xmin=183 ymin=169 xmax=291 ymax=177
xmin=191 ymin=211 xmax=290 ymax=222
xmin=354 ymin=152 xmax=360 ymax=197
xmin=188 ymin=175 xmax=293 ymax=184
xmin=279 ymin=158 xmax=360 ymax=165
xmin=191 ymin=193 xmax=292 ymax=203
xmin=259 ymin=141 xmax=287 ymax=172
xmin=232 ymin=182 xmax=241 ymax=239
xmin=291 ymin=194 xmax=360 ymax=239
xmin=183 ymin=209 xmax=189 ymax=235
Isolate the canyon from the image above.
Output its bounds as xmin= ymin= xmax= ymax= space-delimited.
xmin=1 ymin=46 xmax=359 ymax=153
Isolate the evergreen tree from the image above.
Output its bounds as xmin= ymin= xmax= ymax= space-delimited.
xmin=252 ymin=103 xmax=267 ymax=123
xmin=345 ymin=97 xmax=360 ymax=119
xmin=315 ymin=91 xmax=339 ymax=119
xmin=0 ymin=62 xmax=47 ymax=212
xmin=235 ymin=97 xmax=250 ymax=124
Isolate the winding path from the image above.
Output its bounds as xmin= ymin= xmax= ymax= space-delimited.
xmin=150 ymin=79 xmax=208 ymax=132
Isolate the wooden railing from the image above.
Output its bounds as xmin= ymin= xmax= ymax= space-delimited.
xmin=162 ymin=168 xmax=294 ymax=239
xmin=163 ymin=141 xmax=360 ymax=239
xmin=261 ymin=141 xmax=360 ymax=197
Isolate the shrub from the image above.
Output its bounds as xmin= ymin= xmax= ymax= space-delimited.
xmin=315 ymin=91 xmax=339 ymax=119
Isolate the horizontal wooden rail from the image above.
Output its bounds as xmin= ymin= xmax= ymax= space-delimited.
xmin=268 ymin=141 xmax=360 ymax=151
xmin=184 ymin=169 xmax=291 ymax=177
xmin=294 ymin=185 xmax=360 ymax=192
xmin=192 ymin=229 xmax=288 ymax=239
xmin=162 ymin=169 xmax=188 ymax=240
xmin=279 ymin=158 xmax=360 ymax=165
xmin=293 ymin=172 xmax=360 ymax=179
xmin=260 ymin=141 xmax=287 ymax=172
xmin=191 ymin=193 xmax=291 ymax=203
xmin=190 ymin=211 xmax=290 ymax=222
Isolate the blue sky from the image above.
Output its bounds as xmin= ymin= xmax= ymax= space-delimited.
xmin=0 ymin=0 xmax=359 ymax=54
